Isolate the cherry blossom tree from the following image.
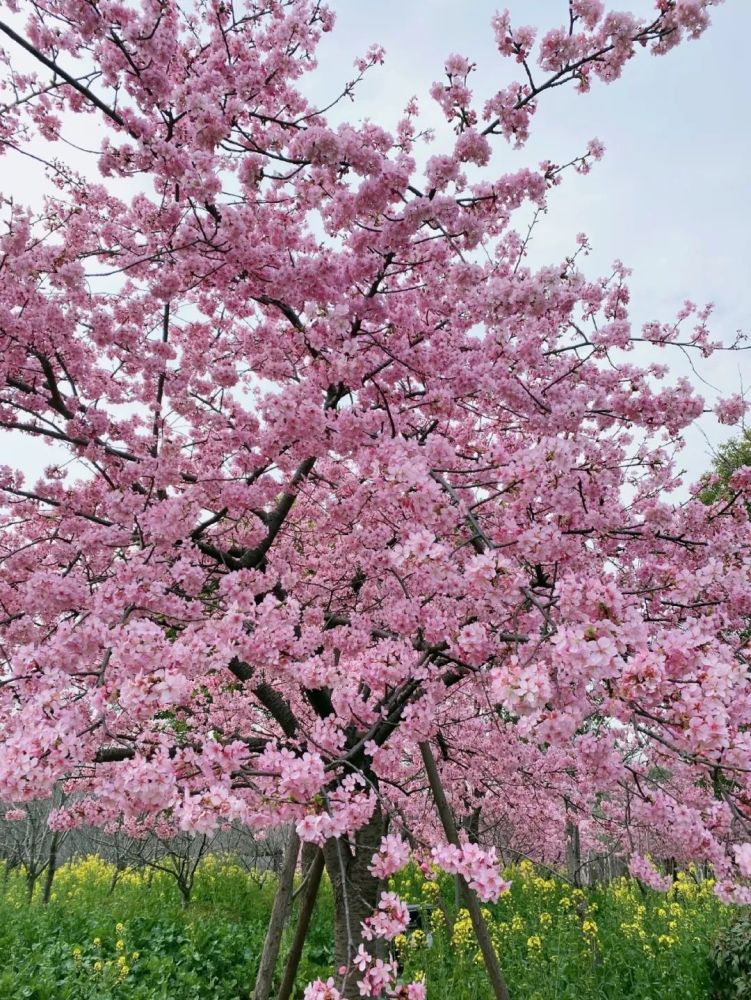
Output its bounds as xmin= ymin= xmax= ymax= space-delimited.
xmin=0 ymin=1 xmax=749 ymax=997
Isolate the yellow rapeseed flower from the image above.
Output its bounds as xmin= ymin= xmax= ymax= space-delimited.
xmin=410 ymin=929 xmax=426 ymax=948
xmin=526 ymin=873 xmax=557 ymax=895
xmin=451 ymin=909 xmax=474 ymax=951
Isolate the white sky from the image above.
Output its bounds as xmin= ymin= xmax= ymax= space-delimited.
xmin=1 ymin=1 xmax=749 ymax=491
xmin=311 ymin=0 xmax=751 ymax=487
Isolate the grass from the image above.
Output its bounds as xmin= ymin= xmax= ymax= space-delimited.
xmin=0 ymin=855 xmax=731 ymax=999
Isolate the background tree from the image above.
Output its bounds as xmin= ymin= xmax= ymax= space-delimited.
xmin=0 ymin=790 xmax=69 ymax=903
xmin=700 ymin=427 xmax=751 ymax=506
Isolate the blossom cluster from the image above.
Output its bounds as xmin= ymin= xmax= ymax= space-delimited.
xmin=431 ymin=844 xmax=512 ymax=902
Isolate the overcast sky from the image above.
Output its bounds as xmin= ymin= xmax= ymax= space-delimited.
xmin=1 ymin=1 xmax=749 ymax=491
xmin=310 ymin=0 xmax=751 ymax=487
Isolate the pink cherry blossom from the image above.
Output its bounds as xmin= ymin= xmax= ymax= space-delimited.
xmin=628 ymin=855 xmax=673 ymax=893
xmin=304 ymin=978 xmax=342 ymax=1000
xmin=715 ymin=393 xmax=747 ymax=425
xmin=735 ymin=843 xmax=751 ymax=877
xmin=369 ymin=834 xmax=411 ymax=879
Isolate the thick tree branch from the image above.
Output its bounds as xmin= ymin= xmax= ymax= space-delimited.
xmin=0 ymin=20 xmax=126 ymax=128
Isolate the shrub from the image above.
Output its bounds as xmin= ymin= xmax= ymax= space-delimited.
xmin=711 ymin=913 xmax=751 ymax=999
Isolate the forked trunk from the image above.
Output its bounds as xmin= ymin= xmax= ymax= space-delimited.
xmin=252 ymin=829 xmax=300 ymax=1000
xmin=277 ymin=847 xmax=325 ymax=1000
xmin=108 ymin=863 xmax=124 ymax=896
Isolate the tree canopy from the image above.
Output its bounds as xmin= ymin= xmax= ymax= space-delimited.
xmin=0 ymin=2 xmax=748 ymax=996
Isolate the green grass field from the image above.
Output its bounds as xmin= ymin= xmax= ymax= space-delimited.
xmin=0 ymin=856 xmax=731 ymax=999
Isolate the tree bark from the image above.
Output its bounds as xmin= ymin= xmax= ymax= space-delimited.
xmin=252 ymin=829 xmax=300 ymax=1000
xmin=26 ymin=868 xmax=38 ymax=902
xmin=41 ymin=831 xmax=60 ymax=905
xmin=301 ymin=840 xmax=318 ymax=879
xmin=276 ymin=847 xmax=325 ymax=1000
xmin=323 ymin=808 xmax=384 ymax=1000
xmin=108 ymin=861 xmax=125 ymax=896
xmin=565 ymin=812 xmax=582 ymax=888
xmin=419 ymin=741 xmax=511 ymax=1000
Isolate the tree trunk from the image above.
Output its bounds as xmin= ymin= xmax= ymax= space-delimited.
xmin=252 ymin=829 xmax=300 ymax=1000
xmin=466 ymin=806 xmax=481 ymax=844
xmin=565 ymin=815 xmax=581 ymax=888
xmin=300 ymin=841 xmax=318 ymax=879
xmin=2 ymin=860 xmax=14 ymax=890
xmin=26 ymin=869 xmax=38 ymax=902
xmin=108 ymin=862 xmax=125 ymax=896
xmin=419 ymin=742 xmax=511 ymax=1000
xmin=323 ymin=808 xmax=384 ymax=1000
xmin=41 ymin=831 xmax=60 ymax=905
xmin=277 ymin=847 xmax=325 ymax=1000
